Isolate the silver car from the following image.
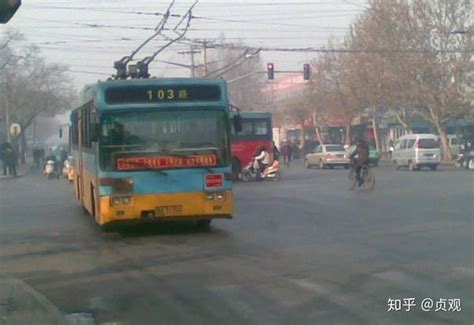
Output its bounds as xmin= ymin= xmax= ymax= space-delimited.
xmin=304 ymin=144 xmax=350 ymax=169
xmin=392 ymin=134 xmax=441 ymax=171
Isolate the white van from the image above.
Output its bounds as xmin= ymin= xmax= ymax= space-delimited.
xmin=393 ymin=134 xmax=441 ymax=171
xmin=446 ymin=135 xmax=462 ymax=158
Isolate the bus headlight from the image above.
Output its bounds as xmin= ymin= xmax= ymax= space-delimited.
xmin=206 ymin=192 xmax=225 ymax=200
xmin=111 ymin=196 xmax=132 ymax=206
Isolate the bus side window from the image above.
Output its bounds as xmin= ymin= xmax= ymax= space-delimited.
xmin=241 ymin=121 xmax=253 ymax=135
xmin=71 ymin=115 xmax=79 ymax=148
xmin=254 ymin=121 xmax=268 ymax=135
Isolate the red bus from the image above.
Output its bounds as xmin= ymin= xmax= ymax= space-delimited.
xmin=231 ymin=112 xmax=273 ymax=177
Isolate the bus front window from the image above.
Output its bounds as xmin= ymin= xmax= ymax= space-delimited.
xmin=100 ymin=110 xmax=229 ymax=171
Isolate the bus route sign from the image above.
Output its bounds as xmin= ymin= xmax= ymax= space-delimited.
xmin=105 ymin=85 xmax=221 ymax=105
xmin=116 ymin=155 xmax=217 ymax=171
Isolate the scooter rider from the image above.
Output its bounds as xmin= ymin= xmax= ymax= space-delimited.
xmin=44 ymin=151 xmax=59 ymax=176
xmin=254 ymin=146 xmax=271 ymax=177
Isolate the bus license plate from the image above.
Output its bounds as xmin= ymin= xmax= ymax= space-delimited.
xmin=155 ymin=205 xmax=183 ymax=217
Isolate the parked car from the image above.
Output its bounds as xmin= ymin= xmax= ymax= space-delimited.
xmin=443 ymin=135 xmax=463 ymax=158
xmin=369 ymin=146 xmax=380 ymax=166
xmin=304 ymin=144 xmax=350 ymax=169
xmin=392 ymin=134 xmax=441 ymax=171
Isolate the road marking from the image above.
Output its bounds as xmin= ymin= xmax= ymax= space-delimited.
xmin=452 ymin=267 xmax=474 ymax=277
xmin=291 ymin=278 xmax=398 ymax=324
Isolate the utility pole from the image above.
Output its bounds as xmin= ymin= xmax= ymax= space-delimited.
xmin=190 ymin=45 xmax=195 ymax=77
xmin=3 ymin=74 xmax=10 ymax=142
xmin=178 ymin=47 xmax=201 ymax=77
xmin=203 ymin=40 xmax=208 ymax=75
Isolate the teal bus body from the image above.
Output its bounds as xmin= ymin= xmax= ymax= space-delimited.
xmin=70 ymin=78 xmax=234 ymax=226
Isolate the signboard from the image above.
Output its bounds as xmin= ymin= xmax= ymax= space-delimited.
xmin=104 ymin=85 xmax=221 ymax=105
xmin=9 ymin=123 xmax=21 ymax=137
xmin=116 ymin=154 xmax=217 ymax=171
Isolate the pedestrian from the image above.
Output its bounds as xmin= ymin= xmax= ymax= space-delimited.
xmin=281 ymin=141 xmax=291 ymax=166
xmin=272 ymin=141 xmax=280 ymax=162
xmin=59 ymin=147 xmax=68 ymax=173
xmin=39 ymin=147 xmax=45 ymax=164
xmin=292 ymin=139 xmax=300 ymax=159
xmin=1 ymin=142 xmax=17 ymax=177
xmin=0 ymin=142 xmax=6 ymax=173
xmin=288 ymin=140 xmax=294 ymax=162
xmin=388 ymin=140 xmax=394 ymax=159
xmin=33 ymin=147 xmax=40 ymax=167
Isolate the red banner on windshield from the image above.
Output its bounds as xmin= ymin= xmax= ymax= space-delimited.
xmin=116 ymin=155 xmax=217 ymax=171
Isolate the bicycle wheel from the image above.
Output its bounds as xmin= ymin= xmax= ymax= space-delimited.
xmin=363 ymin=167 xmax=375 ymax=190
xmin=348 ymin=168 xmax=357 ymax=190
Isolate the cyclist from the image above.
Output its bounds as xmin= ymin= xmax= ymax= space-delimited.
xmin=350 ymin=137 xmax=370 ymax=186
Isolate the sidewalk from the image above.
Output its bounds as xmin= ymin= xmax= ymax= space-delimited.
xmin=0 ymin=278 xmax=66 ymax=325
xmin=0 ymin=163 xmax=31 ymax=181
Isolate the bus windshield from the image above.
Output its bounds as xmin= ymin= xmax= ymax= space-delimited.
xmin=99 ymin=110 xmax=229 ymax=171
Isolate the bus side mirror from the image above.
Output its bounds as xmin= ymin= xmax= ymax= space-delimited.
xmin=233 ymin=115 xmax=243 ymax=133
xmin=59 ymin=128 xmax=63 ymax=138
xmin=90 ymin=123 xmax=99 ymax=142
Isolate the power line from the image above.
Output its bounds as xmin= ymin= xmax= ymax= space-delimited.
xmin=183 ymin=38 xmax=473 ymax=54
xmin=20 ymin=6 xmax=360 ymax=31
xmin=67 ymin=69 xmax=111 ymax=76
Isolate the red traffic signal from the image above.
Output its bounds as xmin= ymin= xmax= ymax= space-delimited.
xmin=303 ymin=63 xmax=311 ymax=80
xmin=267 ymin=63 xmax=274 ymax=80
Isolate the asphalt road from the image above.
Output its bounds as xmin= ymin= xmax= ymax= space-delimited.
xmin=0 ymin=163 xmax=473 ymax=324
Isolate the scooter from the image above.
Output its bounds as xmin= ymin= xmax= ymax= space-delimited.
xmin=44 ymin=160 xmax=59 ymax=179
xmin=62 ymin=159 xmax=71 ymax=178
xmin=241 ymin=159 xmax=281 ymax=182
xmin=455 ymin=153 xmax=466 ymax=168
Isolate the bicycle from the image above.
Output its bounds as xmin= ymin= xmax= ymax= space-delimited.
xmin=348 ymin=162 xmax=375 ymax=190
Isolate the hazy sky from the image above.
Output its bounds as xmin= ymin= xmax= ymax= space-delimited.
xmin=1 ymin=0 xmax=368 ymax=89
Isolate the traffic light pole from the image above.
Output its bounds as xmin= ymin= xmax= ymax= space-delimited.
xmin=3 ymin=74 xmax=10 ymax=142
xmin=228 ymin=70 xmax=303 ymax=84
xmin=227 ymin=71 xmax=266 ymax=84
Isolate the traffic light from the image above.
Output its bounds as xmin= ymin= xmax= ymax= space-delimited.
xmin=0 ymin=0 xmax=21 ymax=24
xmin=303 ymin=63 xmax=311 ymax=80
xmin=267 ymin=63 xmax=274 ymax=80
